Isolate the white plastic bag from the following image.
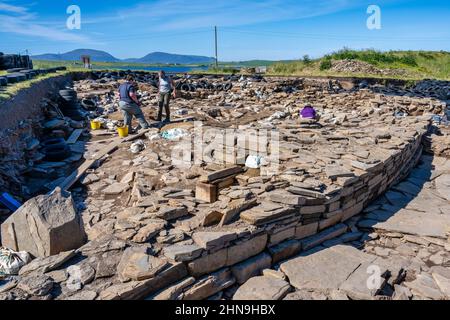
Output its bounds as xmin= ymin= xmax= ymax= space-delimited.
xmin=246 ymin=155 xmax=262 ymax=169
xmin=130 ymin=140 xmax=146 ymax=154
xmin=0 ymin=248 xmax=31 ymax=276
xmin=161 ymin=128 xmax=189 ymax=140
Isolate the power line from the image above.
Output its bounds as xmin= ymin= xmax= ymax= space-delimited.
xmin=221 ymin=28 xmax=450 ymax=42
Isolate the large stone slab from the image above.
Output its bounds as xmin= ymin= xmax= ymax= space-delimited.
xmin=1 ymin=188 xmax=86 ymax=258
xmin=241 ymin=205 xmax=296 ymax=226
xmin=163 ymin=244 xmax=204 ymax=262
xmin=300 ymin=223 xmax=348 ymax=251
xmin=102 ymin=183 xmax=130 ymax=195
xmin=192 ymin=231 xmax=237 ymax=250
xmin=404 ymin=273 xmax=445 ymax=300
xmin=132 ymin=220 xmax=167 ymax=243
xmin=231 ymin=252 xmax=272 ymax=285
xmin=155 ymin=206 xmax=189 ymax=221
xmin=373 ymin=209 xmax=450 ymax=239
xmin=187 ymin=248 xmax=228 ymax=277
xmin=226 ymin=234 xmax=268 ymax=266
xmin=148 ymin=277 xmax=196 ymax=300
xmin=17 ymin=274 xmax=54 ymax=296
xmin=280 ymin=245 xmax=377 ymax=292
xmin=339 ymin=262 xmax=388 ymax=300
xmin=268 ymin=239 xmax=302 ymax=264
xmin=181 ymin=268 xmax=236 ymax=300
xmin=268 ymin=190 xmax=306 ymax=206
xmin=117 ymin=247 xmax=169 ymax=282
xmin=435 ymin=174 xmax=450 ymax=201
xmin=19 ymin=250 xmax=76 ymax=276
xmin=98 ymin=262 xmax=187 ymax=300
xmin=233 ymin=276 xmax=291 ymax=300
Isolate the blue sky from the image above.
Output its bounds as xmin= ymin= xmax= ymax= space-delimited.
xmin=1 ymin=0 xmax=449 ymax=60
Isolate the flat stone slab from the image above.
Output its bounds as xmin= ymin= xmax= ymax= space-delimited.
xmin=155 ymin=206 xmax=189 ymax=221
xmin=241 ymin=205 xmax=296 ymax=226
xmin=233 ymin=276 xmax=291 ymax=300
xmin=19 ymin=250 xmax=76 ymax=275
xmin=280 ymin=245 xmax=378 ymax=292
xmin=102 ymin=183 xmax=130 ymax=195
xmin=118 ymin=248 xmax=169 ymax=282
xmin=192 ymin=231 xmax=237 ymax=250
xmin=163 ymin=244 xmax=204 ymax=262
xmin=373 ymin=209 xmax=450 ymax=239
xmin=435 ymin=174 xmax=450 ymax=201
xmin=268 ymin=190 xmax=306 ymax=206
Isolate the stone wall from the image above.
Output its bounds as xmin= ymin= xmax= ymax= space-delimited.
xmin=0 ymin=74 xmax=77 ymax=198
xmin=143 ymin=124 xmax=427 ymax=300
xmin=0 ymin=74 xmax=75 ymax=131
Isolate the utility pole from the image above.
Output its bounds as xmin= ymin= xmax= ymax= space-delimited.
xmin=215 ymin=26 xmax=218 ymax=69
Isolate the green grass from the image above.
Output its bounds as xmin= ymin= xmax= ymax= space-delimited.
xmin=219 ymin=60 xmax=280 ymax=67
xmin=0 ymin=71 xmax=73 ymax=101
xmin=33 ymin=60 xmax=86 ymax=72
xmin=0 ymin=70 xmax=6 ymax=76
xmin=269 ymin=49 xmax=450 ymax=80
xmin=24 ymin=50 xmax=450 ymax=81
xmin=32 ymin=59 xmax=209 ymax=72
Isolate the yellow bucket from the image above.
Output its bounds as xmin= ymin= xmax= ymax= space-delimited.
xmin=90 ymin=120 xmax=101 ymax=130
xmin=117 ymin=126 xmax=129 ymax=138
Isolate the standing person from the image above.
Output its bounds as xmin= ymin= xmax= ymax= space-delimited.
xmin=157 ymin=70 xmax=176 ymax=123
xmin=118 ymin=75 xmax=149 ymax=133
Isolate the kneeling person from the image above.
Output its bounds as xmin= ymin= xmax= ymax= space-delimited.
xmin=118 ymin=75 xmax=149 ymax=133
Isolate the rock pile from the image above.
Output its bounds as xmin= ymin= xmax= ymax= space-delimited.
xmin=331 ymin=59 xmax=408 ymax=77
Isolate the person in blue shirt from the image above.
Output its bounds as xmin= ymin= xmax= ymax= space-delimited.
xmin=118 ymin=75 xmax=149 ymax=133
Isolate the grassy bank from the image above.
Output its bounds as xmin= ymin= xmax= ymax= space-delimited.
xmin=0 ymin=71 xmax=72 ymax=101
xmin=269 ymin=49 xmax=450 ymax=80
xmin=32 ymin=59 xmax=208 ymax=72
xmin=29 ymin=50 xmax=450 ymax=80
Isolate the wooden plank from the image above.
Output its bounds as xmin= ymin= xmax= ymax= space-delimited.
xmin=56 ymin=129 xmax=153 ymax=192
xmin=200 ymin=166 xmax=243 ymax=183
xmin=214 ymin=176 xmax=236 ymax=189
xmin=58 ymin=140 xmax=120 ymax=191
xmin=66 ymin=129 xmax=84 ymax=144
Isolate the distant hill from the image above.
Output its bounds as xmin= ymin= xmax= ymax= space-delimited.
xmin=125 ymin=52 xmax=215 ymax=64
xmin=32 ymin=49 xmax=120 ymax=63
xmin=32 ymin=49 xmax=214 ymax=65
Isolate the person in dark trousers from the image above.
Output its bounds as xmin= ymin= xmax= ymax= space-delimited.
xmin=118 ymin=75 xmax=149 ymax=133
xmin=157 ymin=70 xmax=176 ymax=123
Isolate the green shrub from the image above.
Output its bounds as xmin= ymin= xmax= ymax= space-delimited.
xmin=320 ymin=59 xmax=332 ymax=70
xmin=328 ymin=48 xmax=419 ymax=67
xmin=302 ymin=55 xmax=312 ymax=65
xmin=400 ymin=54 xmax=418 ymax=66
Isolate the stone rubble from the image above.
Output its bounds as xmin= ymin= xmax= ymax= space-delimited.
xmin=0 ymin=72 xmax=449 ymax=300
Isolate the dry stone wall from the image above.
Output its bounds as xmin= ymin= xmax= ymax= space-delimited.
xmin=156 ymin=126 xmax=426 ymax=299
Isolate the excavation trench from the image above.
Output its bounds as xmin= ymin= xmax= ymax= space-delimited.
xmin=0 ymin=71 xmax=449 ymax=300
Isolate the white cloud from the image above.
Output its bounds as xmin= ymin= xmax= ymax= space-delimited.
xmin=0 ymin=2 xmax=28 ymax=14
xmin=82 ymin=0 xmax=360 ymax=30
xmin=0 ymin=1 xmax=92 ymax=43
